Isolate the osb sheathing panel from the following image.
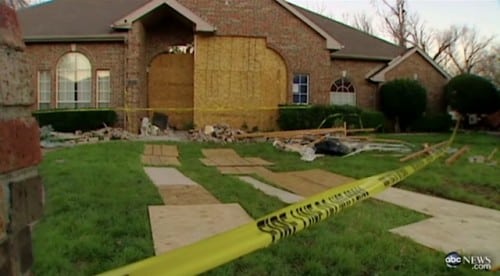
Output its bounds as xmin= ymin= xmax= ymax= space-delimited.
xmin=148 ymin=204 xmax=253 ymax=254
xmin=194 ymin=36 xmax=287 ymax=131
xmin=148 ymin=53 xmax=194 ymax=129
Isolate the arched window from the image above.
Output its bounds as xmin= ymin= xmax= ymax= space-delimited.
xmin=57 ymin=53 xmax=92 ymax=108
xmin=330 ymin=77 xmax=356 ymax=106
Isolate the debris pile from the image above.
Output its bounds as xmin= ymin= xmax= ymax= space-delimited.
xmin=189 ymin=124 xmax=246 ymax=143
xmin=40 ymin=125 xmax=135 ymax=149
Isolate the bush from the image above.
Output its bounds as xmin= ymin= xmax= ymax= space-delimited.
xmin=277 ymin=105 xmax=388 ymax=131
xmin=380 ymin=79 xmax=427 ymax=130
xmin=360 ymin=111 xmax=386 ymax=131
xmin=444 ymin=74 xmax=500 ymax=114
xmin=409 ymin=113 xmax=453 ymax=132
xmin=33 ymin=109 xmax=118 ymax=132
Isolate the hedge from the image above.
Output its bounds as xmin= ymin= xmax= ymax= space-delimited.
xmin=409 ymin=113 xmax=453 ymax=132
xmin=277 ymin=105 xmax=386 ymax=131
xmin=33 ymin=109 xmax=118 ymax=132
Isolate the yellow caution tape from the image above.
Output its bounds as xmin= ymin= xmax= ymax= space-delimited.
xmin=99 ymin=124 xmax=458 ymax=276
xmin=33 ymin=105 xmax=312 ymax=114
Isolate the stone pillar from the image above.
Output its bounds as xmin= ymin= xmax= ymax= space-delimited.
xmin=0 ymin=3 xmax=44 ymax=275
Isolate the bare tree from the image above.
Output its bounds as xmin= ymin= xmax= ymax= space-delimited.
xmin=373 ymin=0 xmax=410 ymax=47
xmin=474 ymin=44 xmax=500 ymax=86
xmin=445 ymin=26 xmax=495 ymax=75
xmin=343 ymin=12 xmax=375 ymax=35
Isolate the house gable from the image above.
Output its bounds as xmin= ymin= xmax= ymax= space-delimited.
xmin=369 ymin=47 xmax=451 ymax=82
xmin=111 ymin=0 xmax=216 ymax=33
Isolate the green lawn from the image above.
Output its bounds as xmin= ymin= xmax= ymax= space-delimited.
xmin=34 ymin=133 xmax=498 ymax=275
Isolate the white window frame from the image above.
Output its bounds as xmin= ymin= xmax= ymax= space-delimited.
xmin=56 ymin=52 xmax=92 ymax=109
xmin=330 ymin=77 xmax=356 ymax=106
xmin=38 ymin=70 xmax=51 ymax=110
xmin=292 ymin=74 xmax=309 ymax=104
xmin=96 ymin=70 xmax=111 ymax=107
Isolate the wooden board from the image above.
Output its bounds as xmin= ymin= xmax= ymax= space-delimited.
xmin=290 ymin=169 xmax=354 ymax=188
xmin=217 ymin=166 xmax=264 ymax=175
xmin=141 ymin=156 xmax=181 ymax=166
xmin=200 ymin=149 xmax=273 ymax=167
xmin=202 ymin=149 xmax=240 ymax=159
xmin=193 ymin=36 xmax=287 ymax=131
xmin=158 ymin=185 xmax=220 ymax=205
xmin=148 ymin=53 xmax=194 ymax=129
xmin=148 ymin=204 xmax=253 ymax=255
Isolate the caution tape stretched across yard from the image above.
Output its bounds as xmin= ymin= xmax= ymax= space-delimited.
xmin=99 ymin=123 xmax=459 ymax=276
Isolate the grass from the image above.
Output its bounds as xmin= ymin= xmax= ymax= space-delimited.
xmin=33 ymin=132 xmax=499 ymax=275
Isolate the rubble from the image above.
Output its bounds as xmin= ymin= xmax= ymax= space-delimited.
xmin=40 ymin=124 xmax=136 ymax=149
xmin=189 ymin=124 xmax=246 ymax=143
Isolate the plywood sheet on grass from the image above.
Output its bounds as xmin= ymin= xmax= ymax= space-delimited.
xmin=200 ymin=149 xmax=273 ymax=167
xmin=142 ymin=145 xmax=180 ymax=166
xmin=202 ymin=149 xmax=240 ymax=158
xmin=217 ymin=166 xmax=263 ymax=175
xmin=290 ymin=169 xmax=354 ymax=188
xmin=158 ymin=185 xmax=220 ymax=205
xmin=149 ymin=204 xmax=253 ymax=254
xmin=141 ymin=156 xmax=181 ymax=166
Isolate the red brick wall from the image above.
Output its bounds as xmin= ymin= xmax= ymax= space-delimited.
xmin=0 ymin=3 xmax=44 ymax=275
xmin=330 ymin=59 xmax=386 ymax=109
xmin=25 ymin=42 xmax=126 ymax=109
xmin=385 ymin=52 xmax=448 ymax=112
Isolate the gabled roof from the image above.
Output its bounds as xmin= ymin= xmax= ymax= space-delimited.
xmin=290 ymin=3 xmax=405 ymax=61
xmin=369 ymin=47 xmax=452 ymax=82
xmin=18 ymin=0 xmax=343 ymax=50
xmin=111 ymin=0 xmax=215 ymax=32
xmin=275 ymin=0 xmax=342 ymax=50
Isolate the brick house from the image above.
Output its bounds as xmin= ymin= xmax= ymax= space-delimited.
xmin=18 ymin=0 xmax=450 ymax=132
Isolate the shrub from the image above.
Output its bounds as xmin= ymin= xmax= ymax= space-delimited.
xmin=360 ymin=111 xmax=386 ymax=131
xmin=444 ymin=74 xmax=500 ymax=114
xmin=277 ymin=105 xmax=390 ymax=131
xmin=380 ymin=79 xmax=427 ymax=131
xmin=409 ymin=113 xmax=453 ymax=132
xmin=33 ymin=109 xmax=118 ymax=132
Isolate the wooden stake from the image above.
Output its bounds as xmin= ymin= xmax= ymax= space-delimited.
xmin=487 ymin=147 xmax=497 ymax=161
xmin=234 ymin=127 xmax=346 ymax=139
xmin=445 ymin=145 xmax=470 ymax=165
xmin=400 ymin=141 xmax=448 ymax=162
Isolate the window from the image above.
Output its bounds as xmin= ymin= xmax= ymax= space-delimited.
xmin=38 ymin=70 xmax=51 ymax=109
xmin=330 ymin=77 xmax=356 ymax=106
xmin=292 ymin=74 xmax=309 ymax=104
xmin=96 ymin=70 xmax=111 ymax=107
xmin=57 ymin=53 xmax=91 ymax=109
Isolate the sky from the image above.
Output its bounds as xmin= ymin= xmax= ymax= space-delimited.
xmin=288 ymin=0 xmax=499 ymax=42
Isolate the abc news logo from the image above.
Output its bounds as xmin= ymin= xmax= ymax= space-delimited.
xmin=445 ymin=252 xmax=492 ymax=271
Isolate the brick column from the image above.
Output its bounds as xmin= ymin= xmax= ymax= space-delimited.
xmin=124 ymin=21 xmax=148 ymax=133
xmin=0 ymin=3 xmax=44 ymax=275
